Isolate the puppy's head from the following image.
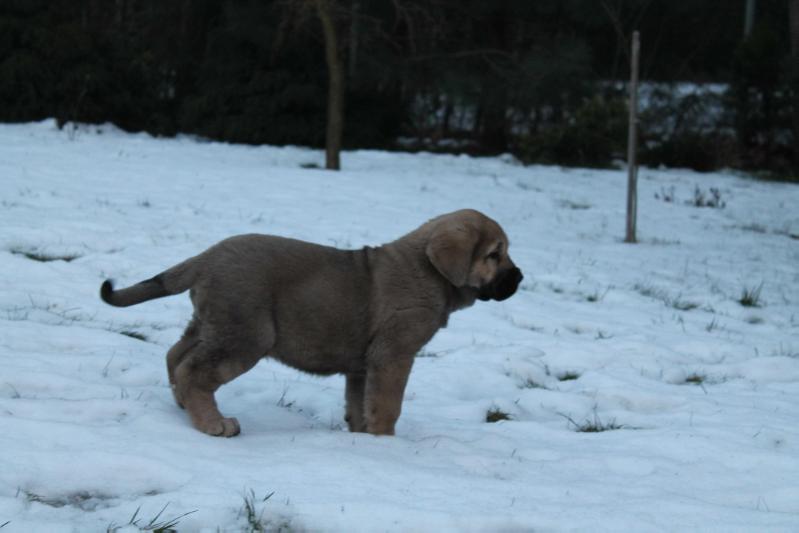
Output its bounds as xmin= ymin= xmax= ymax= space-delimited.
xmin=426 ymin=209 xmax=522 ymax=302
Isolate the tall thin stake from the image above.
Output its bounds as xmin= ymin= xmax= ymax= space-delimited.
xmin=625 ymin=30 xmax=640 ymax=244
xmin=315 ymin=0 xmax=344 ymax=171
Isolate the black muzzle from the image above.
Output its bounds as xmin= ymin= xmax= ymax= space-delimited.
xmin=477 ymin=267 xmax=523 ymax=302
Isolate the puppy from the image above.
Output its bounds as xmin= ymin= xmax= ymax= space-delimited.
xmin=101 ymin=209 xmax=522 ymax=436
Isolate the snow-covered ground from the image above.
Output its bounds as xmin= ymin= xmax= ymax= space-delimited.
xmin=1 ymin=120 xmax=798 ymax=532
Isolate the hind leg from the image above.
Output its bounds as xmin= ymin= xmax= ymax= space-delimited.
xmin=174 ymin=350 xmax=242 ymax=437
xmin=173 ymin=323 xmax=272 ymax=437
xmin=166 ymin=318 xmax=200 ymax=409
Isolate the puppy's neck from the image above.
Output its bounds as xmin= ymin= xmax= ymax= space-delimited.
xmin=369 ymin=238 xmax=476 ymax=320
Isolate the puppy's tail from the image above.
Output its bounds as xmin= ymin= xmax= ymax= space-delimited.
xmin=101 ymin=257 xmax=198 ymax=307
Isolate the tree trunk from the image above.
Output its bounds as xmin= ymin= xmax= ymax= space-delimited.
xmin=743 ymin=0 xmax=756 ymax=38
xmin=315 ymin=0 xmax=344 ymax=170
xmin=479 ymin=82 xmax=508 ymax=153
xmin=441 ymin=97 xmax=453 ymax=138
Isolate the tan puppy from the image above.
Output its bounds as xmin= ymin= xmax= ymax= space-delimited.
xmin=101 ymin=209 xmax=522 ymax=437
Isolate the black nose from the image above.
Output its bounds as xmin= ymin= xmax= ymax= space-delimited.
xmin=505 ymin=267 xmax=523 ymax=284
xmin=491 ymin=267 xmax=523 ymax=301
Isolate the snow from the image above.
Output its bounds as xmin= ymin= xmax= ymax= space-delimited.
xmin=1 ymin=120 xmax=798 ymax=532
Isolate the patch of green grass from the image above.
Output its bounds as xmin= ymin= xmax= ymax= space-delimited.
xmin=557 ymin=371 xmax=581 ymax=382
xmin=10 ymin=247 xmax=80 ymax=262
xmin=772 ymin=227 xmax=799 ymax=240
xmin=107 ymin=503 xmax=196 ymax=533
xmin=21 ymin=489 xmax=65 ymax=508
xmin=515 ymin=181 xmax=542 ymax=192
xmin=508 ymin=317 xmax=544 ymax=332
xmin=684 ymin=373 xmax=705 ymax=385
xmin=688 ymin=186 xmax=726 ymax=208
xmin=519 ymin=378 xmax=547 ymax=390
xmin=646 ymin=237 xmax=681 ymax=246
xmin=241 ymin=490 xmax=273 ymax=532
xmin=739 ymin=222 xmax=767 ymax=234
xmin=680 ymin=372 xmax=723 ymax=393
xmin=486 ymin=407 xmax=513 ymax=423
xmin=739 ymin=283 xmax=764 ymax=308
xmin=654 ymin=185 xmax=676 ymax=203
xmin=585 ymin=287 xmax=610 ymax=303
xmin=595 ymin=330 xmax=613 ymax=340
xmin=20 ymin=489 xmax=109 ymax=510
xmin=633 ymin=282 xmax=664 ymax=299
xmin=5 ymin=298 xmax=93 ymax=326
xmin=559 ymin=199 xmax=592 ymax=210
xmin=119 ymin=330 xmax=148 ymax=342
xmin=670 ymin=298 xmax=699 ymax=311
xmin=5 ymin=383 xmax=20 ymax=399
xmin=633 ymin=283 xmax=700 ymax=311
xmin=239 ymin=490 xmax=295 ymax=533
xmin=276 ymin=388 xmax=296 ymax=410
xmin=561 ymin=410 xmax=626 ymax=433
xmin=772 ymin=343 xmax=799 ymax=358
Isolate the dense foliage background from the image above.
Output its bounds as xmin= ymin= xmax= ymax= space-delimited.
xmin=1 ymin=0 xmax=796 ymax=176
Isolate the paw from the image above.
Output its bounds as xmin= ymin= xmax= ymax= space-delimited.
xmin=345 ymin=414 xmax=366 ymax=433
xmin=347 ymin=420 xmax=367 ymax=433
xmin=365 ymin=422 xmax=395 ymax=436
xmin=199 ymin=416 xmax=241 ymax=437
xmin=365 ymin=412 xmax=397 ymax=436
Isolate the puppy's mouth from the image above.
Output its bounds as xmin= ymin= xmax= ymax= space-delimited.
xmin=477 ymin=267 xmax=523 ymax=302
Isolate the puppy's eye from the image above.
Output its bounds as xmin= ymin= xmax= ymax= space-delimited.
xmin=487 ymin=251 xmax=501 ymax=261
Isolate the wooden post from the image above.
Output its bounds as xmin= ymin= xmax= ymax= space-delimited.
xmin=315 ymin=0 xmax=344 ymax=171
xmin=625 ymin=30 xmax=640 ymax=244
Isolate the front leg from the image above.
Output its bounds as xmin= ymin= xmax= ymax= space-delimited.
xmin=364 ymin=355 xmax=414 ymax=436
xmin=345 ymin=373 xmax=366 ymax=432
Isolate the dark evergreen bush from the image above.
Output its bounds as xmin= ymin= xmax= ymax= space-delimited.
xmin=518 ymin=96 xmax=627 ymax=168
xmin=0 ymin=0 xmax=794 ymax=175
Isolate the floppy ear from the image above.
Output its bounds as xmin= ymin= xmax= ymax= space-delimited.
xmin=426 ymin=222 xmax=480 ymax=287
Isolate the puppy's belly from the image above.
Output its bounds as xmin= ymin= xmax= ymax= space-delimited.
xmin=267 ymin=301 xmax=369 ymax=375
xmin=267 ymin=345 xmax=364 ymax=376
